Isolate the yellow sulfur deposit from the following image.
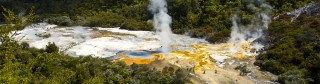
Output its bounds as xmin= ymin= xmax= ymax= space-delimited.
xmin=120 ymin=57 xmax=156 ymax=65
xmin=169 ymin=44 xmax=215 ymax=71
xmin=115 ymin=39 xmax=262 ymax=84
xmin=242 ymin=41 xmax=251 ymax=50
xmin=119 ymin=40 xmax=258 ymax=66
xmin=90 ymin=31 xmax=136 ymax=38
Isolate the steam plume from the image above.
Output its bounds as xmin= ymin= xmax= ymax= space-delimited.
xmin=229 ymin=0 xmax=272 ymax=55
xmin=148 ymin=0 xmax=173 ymax=53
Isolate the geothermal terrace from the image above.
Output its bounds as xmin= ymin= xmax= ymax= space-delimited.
xmin=12 ymin=23 xmax=277 ymax=84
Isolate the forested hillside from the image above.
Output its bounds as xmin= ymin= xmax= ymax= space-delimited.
xmin=0 ymin=0 xmax=316 ymax=42
xmin=255 ymin=14 xmax=320 ymax=83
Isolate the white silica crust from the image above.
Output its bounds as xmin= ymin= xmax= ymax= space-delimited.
xmin=12 ymin=23 xmax=207 ymax=58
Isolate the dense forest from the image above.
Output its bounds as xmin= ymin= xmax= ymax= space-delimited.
xmin=1 ymin=0 xmax=320 ymax=83
xmin=255 ymin=14 xmax=320 ymax=83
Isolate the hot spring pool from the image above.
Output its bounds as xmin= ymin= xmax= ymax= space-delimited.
xmin=125 ymin=51 xmax=154 ymax=59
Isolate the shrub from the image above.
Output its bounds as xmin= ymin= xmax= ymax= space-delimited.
xmin=120 ymin=19 xmax=153 ymax=31
xmin=278 ymin=70 xmax=312 ymax=83
xmin=45 ymin=42 xmax=59 ymax=53
xmin=48 ymin=16 xmax=73 ymax=26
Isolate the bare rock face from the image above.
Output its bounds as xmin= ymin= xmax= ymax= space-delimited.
xmin=287 ymin=2 xmax=320 ymax=19
xmin=302 ymin=3 xmax=320 ymax=18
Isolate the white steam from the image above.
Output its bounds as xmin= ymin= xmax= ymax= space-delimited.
xmin=229 ymin=0 xmax=272 ymax=55
xmin=148 ymin=0 xmax=173 ymax=53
